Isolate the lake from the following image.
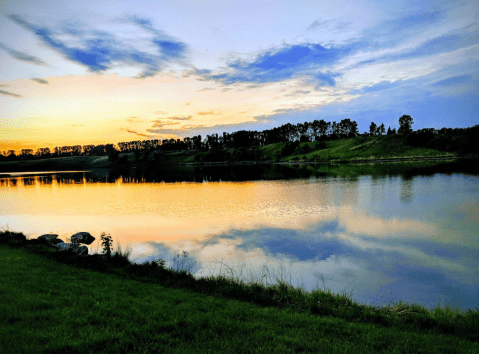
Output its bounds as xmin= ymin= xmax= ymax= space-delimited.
xmin=1 ymin=161 xmax=478 ymax=311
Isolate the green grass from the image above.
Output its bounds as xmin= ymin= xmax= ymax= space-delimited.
xmin=279 ymin=135 xmax=456 ymax=163
xmin=0 ymin=135 xmax=460 ymax=173
xmin=0 ymin=155 xmax=108 ymax=173
xmin=1 ymin=234 xmax=478 ymax=353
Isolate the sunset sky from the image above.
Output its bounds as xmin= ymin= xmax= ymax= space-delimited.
xmin=1 ymin=0 xmax=478 ymax=151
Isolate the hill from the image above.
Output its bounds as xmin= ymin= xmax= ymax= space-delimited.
xmin=0 ymin=134 xmax=467 ymax=173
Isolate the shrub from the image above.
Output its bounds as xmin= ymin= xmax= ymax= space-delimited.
xmin=101 ymin=232 xmax=113 ymax=257
xmin=281 ymin=141 xmax=300 ymax=156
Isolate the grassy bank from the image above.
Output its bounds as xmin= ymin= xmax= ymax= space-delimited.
xmin=0 ymin=135 xmax=461 ymax=173
xmin=1 ymin=233 xmax=478 ymax=353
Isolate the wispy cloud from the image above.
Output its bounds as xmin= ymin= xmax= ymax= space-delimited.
xmin=432 ymin=74 xmax=474 ymax=87
xmin=201 ymin=43 xmax=356 ymax=86
xmin=126 ymin=116 xmax=141 ymax=124
xmin=349 ymin=80 xmax=403 ymax=95
xmin=166 ymin=115 xmax=192 ymax=121
xmin=147 ymin=123 xmax=206 ymax=135
xmin=307 ymin=19 xmax=350 ymax=32
xmin=0 ymin=42 xmax=46 ymax=65
xmin=31 ymin=78 xmax=48 ymax=84
xmin=197 ymin=111 xmax=220 ymax=116
xmin=0 ymin=89 xmax=22 ymax=98
xmin=150 ymin=119 xmax=181 ymax=129
xmin=8 ymin=14 xmax=188 ymax=78
xmin=122 ymin=128 xmax=149 ymax=138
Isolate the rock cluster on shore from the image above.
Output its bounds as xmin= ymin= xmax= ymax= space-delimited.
xmin=37 ymin=232 xmax=95 ymax=256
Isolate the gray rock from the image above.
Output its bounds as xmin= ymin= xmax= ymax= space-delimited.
xmin=38 ymin=234 xmax=59 ymax=243
xmin=76 ymin=245 xmax=88 ymax=256
xmin=70 ymin=232 xmax=95 ymax=245
xmin=56 ymin=242 xmax=89 ymax=256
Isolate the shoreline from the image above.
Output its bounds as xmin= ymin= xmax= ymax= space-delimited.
xmin=1 ymin=232 xmax=478 ymax=352
xmin=2 ymin=237 xmax=478 ymax=353
xmin=0 ymin=153 xmax=473 ymax=174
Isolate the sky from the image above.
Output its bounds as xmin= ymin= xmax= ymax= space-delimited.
xmin=1 ymin=0 xmax=478 ymax=151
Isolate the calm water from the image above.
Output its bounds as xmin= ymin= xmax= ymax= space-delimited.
xmin=1 ymin=162 xmax=478 ymax=310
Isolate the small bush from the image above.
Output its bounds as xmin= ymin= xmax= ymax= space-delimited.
xmin=282 ymin=141 xmax=300 ymax=156
xmin=101 ymin=232 xmax=113 ymax=257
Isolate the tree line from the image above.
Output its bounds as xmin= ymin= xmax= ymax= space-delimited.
xmin=1 ymin=114 xmax=477 ymax=161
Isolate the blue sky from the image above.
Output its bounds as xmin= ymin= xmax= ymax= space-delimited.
xmin=0 ymin=0 xmax=478 ymax=150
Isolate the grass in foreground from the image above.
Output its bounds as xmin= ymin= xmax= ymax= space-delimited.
xmin=1 ymin=234 xmax=478 ymax=353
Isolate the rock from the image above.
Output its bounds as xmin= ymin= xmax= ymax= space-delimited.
xmin=56 ymin=242 xmax=88 ymax=256
xmin=38 ymin=234 xmax=59 ymax=243
xmin=70 ymin=232 xmax=95 ymax=245
xmin=76 ymin=245 xmax=88 ymax=256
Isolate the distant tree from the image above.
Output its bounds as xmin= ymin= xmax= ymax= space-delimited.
xmin=317 ymin=120 xmax=330 ymax=139
xmin=398 ymin=115 xmax=414 ymax=135
xmin=20 ymin=149 xmax=34 ymax=160
xmin=330 ymin=121 xmax=339 ymax=138
xmin=108 ymin=149 xmax=119 ymax=162
xmin=6 ymin=150 xmax=16 ymax=160
xmin=387 ymin=126 xmax=392 ymax=135
xmin=378 ymin=123 xmax=385 ymax=135
xmin=338 ymin=118 xmax=358 ymax=138
xmin=369 ymin=122 xmax=377 ymax=136
xmin=391 ymin=128 xmax=397 ymax=134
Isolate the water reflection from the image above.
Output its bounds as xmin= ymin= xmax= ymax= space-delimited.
xmin=0 ymin=160 xmax=478 ymax=311
xmin=38 ymin=176 xmax=53 ymax=185
xmin=400 ymin=178 xmax=413 ymax=203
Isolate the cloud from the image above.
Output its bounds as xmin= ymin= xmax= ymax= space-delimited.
xmin=150 ymin=119 xmax=181 ymax=129
xmin=432 ymin=74 xmax=474 ymax=87
xmin=8 ymin=14 xmax=188 ymax=78
xmin=147 ymin=123 xmax=206 ymax=134
xmin=31 ymin=78 xmax=48 ymax=84
xmin=349 ymin=80 xmax=403 ymax=95
xmin=197 ymin=111 xmax=220 ymax=116
xmin=385 ymin=33 xmax=475 ymax=64
xmin=0 ymin=89 xmax=22 ymax=98
xmin=129 ymin=15 xmax=186 ymax=60
xmin=351 ymin=5 xmax=476 ymax=69
xmin=0 ymin=42 xmax=46 ymax=65
xmin=201 ymin=43 xmax=355 ymax=86
xmin=166 ymin=115 xmax=192 ymax=120
xmin=307 ymin=19 xmax=350 ymax=32
xmin=358 ymin=9 xmax=445 ymax=51
xmin=122 ymin=129 xmax=149 ymax=138
xmin=126 ymin=116 xmax=142 ymax=123
xmin=307 ymin=20 xmax=330 ymax=31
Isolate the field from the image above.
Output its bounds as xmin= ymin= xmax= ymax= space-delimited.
xmin=1 ymin=234 xmax=477 ymax=353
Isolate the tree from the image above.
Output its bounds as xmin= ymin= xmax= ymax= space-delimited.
xmin=369 ymin=122 xmax=377 ymax=136
xmin=378 ymin=123 xmax=385 ymax=135
xmin=398 ymin=115 xmax=414 ymax=135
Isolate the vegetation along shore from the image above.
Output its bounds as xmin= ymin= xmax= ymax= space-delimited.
xmin=1 ymin=116 xmax=478 ymax=173
xmin=1 ymin=231 xmax=478 ymax=353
